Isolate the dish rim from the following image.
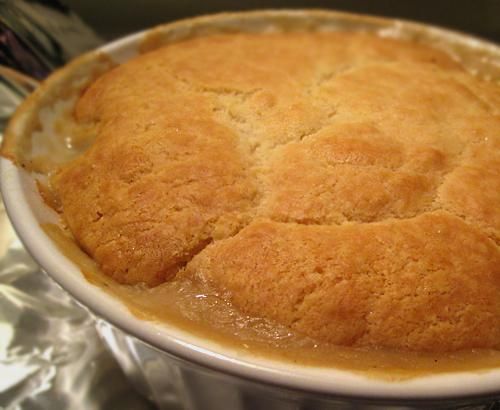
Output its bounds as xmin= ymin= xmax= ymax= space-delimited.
xmin=2 ymin=9 xmax=500 ymax=401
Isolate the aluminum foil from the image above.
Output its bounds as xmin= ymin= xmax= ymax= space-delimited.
xmin=0 ymin=196 xmax=154 ymax=409
xmin=0 ymin=0 xmax=102 ymax=79
xmin=0 ymin=1 xmax=152 ymax=398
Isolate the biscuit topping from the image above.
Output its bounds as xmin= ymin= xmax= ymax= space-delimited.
xmin=51 ymin=32 xmax=500 ymax=351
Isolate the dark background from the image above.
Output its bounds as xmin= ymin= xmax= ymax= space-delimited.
xmin=63 ymin=0 xmax=500 ymax=44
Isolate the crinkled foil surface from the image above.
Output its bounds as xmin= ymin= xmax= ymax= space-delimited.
xmin=0 ymin=197 xmax=153 ymax=409
xmin=0 ymin=2 xmax=150 ymax=407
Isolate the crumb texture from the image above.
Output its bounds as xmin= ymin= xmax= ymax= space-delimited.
xmin=52 ymin=32 xmax=500 ymax=350
xmin=187 ymin=214 xmax=500 ymax=351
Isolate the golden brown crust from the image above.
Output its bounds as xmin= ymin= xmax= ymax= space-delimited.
xmin=187 ymin=213 xmax=500 ymax=352
xmin=53 ymin=99 xmax=257 ymax=285
xmin=51 ymin=30 xmax=500 ymax=350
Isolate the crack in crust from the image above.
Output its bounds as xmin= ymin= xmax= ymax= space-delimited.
xmin=186 ymin=211 xmax=500 ymax=351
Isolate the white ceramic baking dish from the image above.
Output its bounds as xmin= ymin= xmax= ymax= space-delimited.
xmin=2 ymin=10 xmax=500 ymax=410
